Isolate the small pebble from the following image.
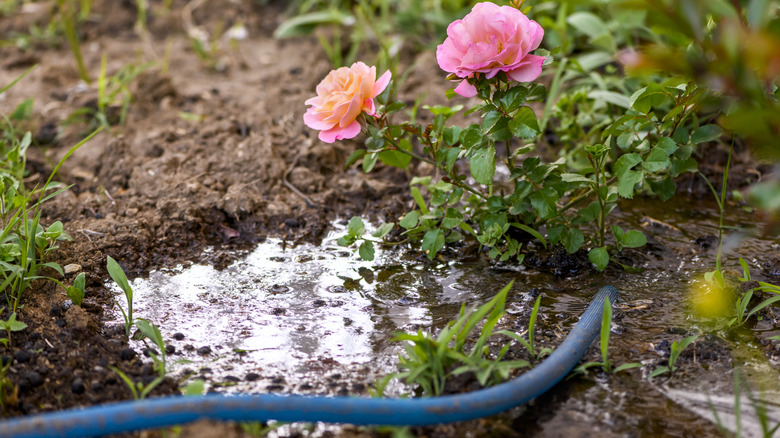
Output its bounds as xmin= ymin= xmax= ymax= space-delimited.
xmin=61 ymin=300 xmax=73 ymax=311
xmin=14 ymin=350 xmax=31 ymax=363
xmin=245 ymin=373 xmax=260 ymax=381
xmin=63 ymin=264 xmax=82 ymax=275
xmin=120 ymin=348 xmax=136 ymax=361
xmin=197 ymin=346 xmax=212 ymax=355
xmin=26 ymin=371 xmax=42 ymax=387
xmin=183 ymin=344 xmax=195 ymax=351
xmin=173 ymin=332 xmax=185 ymax=340
xmin=224 ymin=375 xmax=240 ymax=383
xmin=165 ymin=345 xmax=175 ymax=354
xmin=71 ymin=378 xmax=85 ymax=394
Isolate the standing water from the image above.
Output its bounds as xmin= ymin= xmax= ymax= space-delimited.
xmin=109 ymin=199 xmax=780 ymax=436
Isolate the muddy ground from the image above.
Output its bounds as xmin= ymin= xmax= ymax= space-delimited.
xmin=0 ymin=1 xmax=778 ymax=437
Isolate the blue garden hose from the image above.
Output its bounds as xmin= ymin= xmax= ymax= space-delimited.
xmin=0 ymin=285 xmax=618 ymax=438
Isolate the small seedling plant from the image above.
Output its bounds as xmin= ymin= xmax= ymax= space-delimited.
xmin=497 ymin=294 xmax=552 ymax=360
xmin=392 ymin=281 xmax=529 ymax=396
xmin=730 ymin=258 xmax=780 ymax=328
xmin=107 ymin=256 xmax=134 ymax=338
xmin=572 ymin=297 xmax=641 ymax=375
xmin=648 ymin=334 xmax=698 ymax=379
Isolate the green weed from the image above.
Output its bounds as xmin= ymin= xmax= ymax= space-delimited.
xmin=649 ymin=335 xmax=698 ymax=379
xmin=573 ymin=297 xmax=641 ymax=375
xmin=392 ymin=281 xmax=529 ymax=396
xmin=497 ymin=294 xmax=552 ymax=360
xmin=107 ymin=255 xmax=134 ymax=338
xmin=0 ymin=308 xmax=27 ymax=347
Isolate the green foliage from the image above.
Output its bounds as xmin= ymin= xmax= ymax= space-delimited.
xmin=0 ymin=308 xmax=26 ymax=348
xmin=573 ymin=298 xmax=640 ymax=375
xmin=66 ymin=272 xmax=86 ymax=306
xmin=729 ymin=258 xmax=780 ymax=327
xmin=135 ymin=319 xmax=167 ymax=377
xmin=391 ymin=281 xmax=529 ymax=396
xmin=337 ymin=217 xmax=395 ymax=261
xmin=66 ymin=55 xmax=153 ymax=131
xmin=497 ymin=294 xmax=552 ymax=360
xmin=649 ymin=334 xmax=698 ymax=379
xmin=107 ymin=256 xmax=134 ymax=338
xmin=110 ymin=365 xmax=164 ymax=400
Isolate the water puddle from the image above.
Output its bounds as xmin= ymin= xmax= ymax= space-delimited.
xmin=108 ymin=199 xmax=780 ymax=435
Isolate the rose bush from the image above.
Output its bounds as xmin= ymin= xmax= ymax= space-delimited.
xmin=436 ymin=2 xmax=545 ymax=97
xmin=303 ymin=62 xmax=391 ymax=143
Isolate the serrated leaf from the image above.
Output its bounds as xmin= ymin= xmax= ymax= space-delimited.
xmin=642 ymin=147 xmax=671 ymax=172
xmin=530 ymin=187 xmax=558 ymax=219
xmin=470 ymin=146 xmax=495 ymax=186
xmin=629 ymin=83 xmax=670 ymax=114
xmin=589 ymin=247 xmax=609 ymax=271
xmin=500 ymin=86 xmax=528 ymax=112
xmin=508 ymin=106 xmax=540 ymax=139
xmin=443 ymin=126 xmax=462 ymax=146
xmin=618 ymin=170 xmax=643 ymax=199
xmin=691 ymin=124 xmax=723 ymax=144
xmin=656 ymin=137 xmax=678 ymax=155
xmin=460 ymin=125 xmax=483 ymax=149
xmin=614 ymin=153 xmax=642 ymax=177
xmin=561 ymin=173 xmax=593 ymax=184
xmin=481 ymin=110 xmax=502 ymax=134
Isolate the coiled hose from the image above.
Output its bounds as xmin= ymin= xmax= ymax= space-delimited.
xmin=0 ymin=285 xmax=618 ymax=438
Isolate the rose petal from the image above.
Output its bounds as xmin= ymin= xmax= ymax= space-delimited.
xmin=372 ymin=70 xmax=392 ymax=97
xmin=506 ymin=54 xmax=545 ymax=83
xmin=319 ymin=120 xmax=361 ymax=143
xmin=454 ymin=79 xmax=478 ymax=98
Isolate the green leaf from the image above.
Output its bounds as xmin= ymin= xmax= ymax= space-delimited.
xmin=614 ymin=153 xmax=642 ymax=177
xmin=656 ymin=137 xmax=678 ymax=155
xmin=589 ymin=247 xmax=609 ymax=271
xmin=378 ymin=139 xmax=412 ymax=169
xmin=1 ymin=313 xmax=27 ymax=332
xmin=442 ymin=208 xmax=464 ymax=229
xmin=588 ymin=90 xmax=630 ymax=109
xmin=508 ymin=107 xmax=540 ymax=139
xmin=691 ymin=124 xmax=723 ymax=144
xmin=618 ymin=170 xmax=643 ymax=199
xmin=649 ymin=366 xmax=669 ymax=379
xmin=470 ymin=146 xmax=496 ymax=186
xmin=273 ymin=10 xmax=354 ymax=38
xmin=10 ymin=98 xmax=33 ymax=121
xmin=562 ymin=227 xmax=584 ymax=254
xmin=642 ymin=147 xmax=671 ymax=172
xmin=460 ymin=125 xmax=483 ymax=149
xmin=107 ymin=256 xmax=132 ymax=295
xmin=500 ymin=86 xmax=528 ymax=112
xmin=362 ymin=152 xmax=378 ymax=172
xmin=622 ymin=230 xmax=647 ymax=248
xmin=443 ymin=126 xmax=462 ymax=146
xmin=529 ymin=187 xmax=558 ymax=219
xmin=614 ymin=363 xmax=642 ymax=373
xmin=358 ymin=241 xmax=375 ymax=261
xmin=347 ymin=217 xmax=365 ymax=237
xmin=561 ymin=173 xmax=593 ymax=184
xmin=567 ymin=12 xmax=608 ymax=39
xmin=629 ymin=83 xmax=670 ymax=114
xmin=481 ymin=110 xmax=502 ymax=134
xmin=371 ymin=223 xmax=394 ymax=238
xmin=421 ymin=229 xmax=445 ymax=259
xmin=399 ymin=211 xmax=419 ymax=229
xmin=670 ymin=158 xmax=698 ymax=176
xmin=649 ymin=178 xmax=676 ymax=201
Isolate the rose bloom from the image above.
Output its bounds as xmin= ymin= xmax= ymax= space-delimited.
xmin=436 ymin=2 xmax=545 ymax=97
xmin=304 ymin=62 xmax=391 ymax=143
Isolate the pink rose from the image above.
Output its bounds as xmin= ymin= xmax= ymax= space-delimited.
xmin=436 ymin=2 xmax=545 ymax=98
xmin=304 ymin=62 xmax=392 ymax=143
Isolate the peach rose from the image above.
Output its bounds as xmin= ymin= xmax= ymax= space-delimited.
xmin=304 ymin=62 xmax=392 ymax=143
xmin=437 ymin=2 xmax=545 ymax=97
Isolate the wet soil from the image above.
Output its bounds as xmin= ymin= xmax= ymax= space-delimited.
xmin=0 ymin=1 xmax=778 ymax=437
